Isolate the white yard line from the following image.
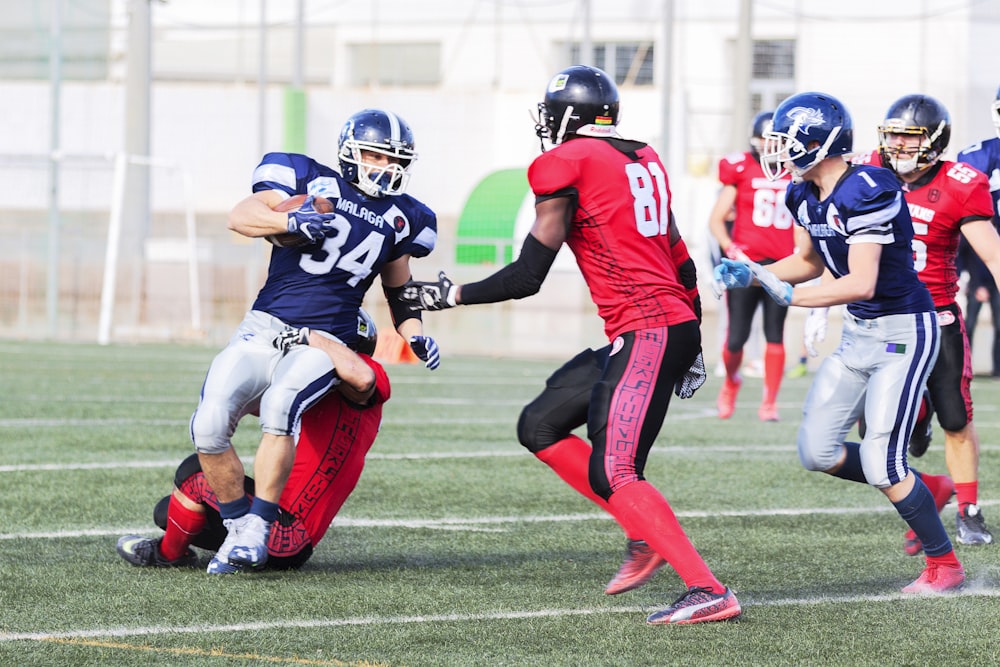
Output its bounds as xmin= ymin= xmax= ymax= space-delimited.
xmin=2 ymin=500 xmax=997 ymax=541
xmin=2 ymin=587 xmax=998 ymax=643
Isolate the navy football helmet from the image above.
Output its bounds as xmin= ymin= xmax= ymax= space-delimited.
xmin=354 ymin=308 xmax=378 ymax=357
xmin=749 ymin=110 xmax=774 ymax=158
xmin=535 ymin=65 xmax=620 ymax=148
xmin=992 ymin=86 xmax=1000 ymax=138
xmin=761 ymin=92 xmax=853 ymax=181
xmin=878 ymin=94 xmax=950 ymax=176
xmin=338 ymin=109 xmax=417 ymax=197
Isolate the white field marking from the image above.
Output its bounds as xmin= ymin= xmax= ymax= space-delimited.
xmin=6 ymin=439 xmax=1000 ymax=473
xmin=3 ymin=499 xmax=997 ymax=540
xmin=0 ymin=444 xmax=797 ymax=474
xmin=2 ymin=588 xmax=999 ymax=643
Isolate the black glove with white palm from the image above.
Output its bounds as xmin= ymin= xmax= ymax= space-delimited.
xmin=674 ymin=352 xmax=707 ymax=399
xmin=401 ymin=271 xmax=458 ymax=311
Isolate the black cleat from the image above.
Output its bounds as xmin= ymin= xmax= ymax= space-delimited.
xmin=116 ymin=535 xmax=197 ymax=567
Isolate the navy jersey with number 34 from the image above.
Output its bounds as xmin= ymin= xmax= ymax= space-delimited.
xmin=784 ymin=163 xmax=932 ymax=319
xmin=248 ymin=152 xmax=437 ymax=343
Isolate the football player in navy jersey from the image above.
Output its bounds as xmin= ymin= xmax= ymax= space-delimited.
xmin=401 ymin=65 xmax=741 ymax=625
xmin=190 ymin=108 xmax=440 ymax=575
xmin=862 ymin=95 xmax=998 ymax=548
xmin=715 ymin=91 xmax=965 ymax=593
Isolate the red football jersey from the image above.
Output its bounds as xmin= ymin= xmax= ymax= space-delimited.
xmin=528 ymin=138 xmax=696 ymax=340
xmin=279 ymin=354 xmax=390 ymax=548
xmin=718 ymin=151 xmax=794 ymax=262
xmin=861 ymin=149 xmax=994 ymax=307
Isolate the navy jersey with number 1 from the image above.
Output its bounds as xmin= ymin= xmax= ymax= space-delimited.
xmin=784 ymin=163 xmax=933 ymax=319
xmin=249 ymin=152 xmax=437 ymax=345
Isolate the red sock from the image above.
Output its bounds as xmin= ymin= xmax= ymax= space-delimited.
xmin=535 ymin=436 xmax=642 ymax=540
xmin=955 ymin=481 xmax=979 ymax=510
xmin=160 ymin=493 xmax=206 ymax=561
xmin=607 ymin=480 xmax=724 ymax=593
xmin=916 ymin=397 xmax=928 ymax=422
xmin=722 ymin=347 xmax=743 ymax=382
xmin=763 ymin=343 xmax=785 ymax=404
xmin=927 ymin=550 xmax=961 ymax=568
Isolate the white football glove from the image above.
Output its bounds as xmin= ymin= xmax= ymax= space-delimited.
xmin=747 ymin=261 xmax=794 ymax=307
xmin=803 ymin=308 xmax=829 ymax=357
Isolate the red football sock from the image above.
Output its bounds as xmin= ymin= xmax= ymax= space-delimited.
xmin=955 ymin=481 xmax=979 ymax=510
xmin=607 ymin=480 xmax=724 ymax=593
xmin=927 ymin=550 xmax=961 ymax=568
xmin=763 ymin=343 xmax=785 ymax=404
xmin=535 ymin=436 xmax=642 ymax=541
xmin=916 ymin=397 xmax=928 ymax=422
xmin=722 ymin=347 xmax=743 ymax=382
xmin=160 ymin=493 xmax=206 ymax=561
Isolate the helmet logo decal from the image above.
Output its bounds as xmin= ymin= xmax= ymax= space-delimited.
xmin=594 ymin=115 xmax=613 ymax=126
xmin=785 ymin=106 xmax=825 ymax=135
xmin=548 ymin=74 xmax=570 ymax=92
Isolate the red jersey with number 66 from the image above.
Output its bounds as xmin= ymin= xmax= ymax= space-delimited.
xmin=718 ymin=151 xmax=794 ymax=262
xmin=856 ymin=149 xmax=993 ymax=307
xmin=528 ymin=137 xmax=696 ymax=340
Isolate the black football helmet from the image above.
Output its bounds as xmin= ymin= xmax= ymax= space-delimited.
xmin=354 ymin=308 xmax=378 ymax=357
xmin=761 ymin=92 xmax=853 ymax=181
xmin=992 ymin=86 xmax=1000 ymax=138
xmin=338 ymin=109 xmax=418 ymax=197
xmin=878 ymin=94 xmax=950 ymax=176
xmin=749 ymin=110 xmax=774 ymax=157
xmin=535 ymin=65 xmax=620 ymax=149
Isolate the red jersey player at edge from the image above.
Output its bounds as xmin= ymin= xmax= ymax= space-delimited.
xmin=400 ymin=65 xmax=740 ymax=626
xmin=855 ymin=94 xmax=998 ymax=547
xmin=708 ymin=110 xmax=795 ymax=421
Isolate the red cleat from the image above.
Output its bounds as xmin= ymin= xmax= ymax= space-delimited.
xmin=717 ymin=377 xmax=741 ymax=419
xmin=901 ymin=562 xmax=965 ymax=594
xmin=758 ymin=401 xmax=779 ymax=422
xmin=604 ymin=539 xmax=666 ymax=595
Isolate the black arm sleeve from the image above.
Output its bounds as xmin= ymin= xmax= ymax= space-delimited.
xmin=383 ymin=282 xmax=423 ymax=328
xmin=460 ymin=234 xmax=559 ymax=305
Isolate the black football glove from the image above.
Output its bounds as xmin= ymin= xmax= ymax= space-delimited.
xmin=674 ymin=352 xmax=706 ymax=399
xmin=401 ymin=271 xmax=457 ymax=311
xmin=273 ymin=326 xmax=310 ymax=353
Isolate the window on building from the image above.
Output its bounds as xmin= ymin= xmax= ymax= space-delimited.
xmin=566 ymin=41 xmax=655 ymax=86
xmin=750 ymin=39 xmax=795 ymax=115
xmin=349 ymin=43 xmax=441 ymax=86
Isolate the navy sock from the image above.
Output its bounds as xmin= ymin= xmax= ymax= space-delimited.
xmin=250 ymin=497 xmax=280 ymax=523
xmin=831 ymin=442 xmax=867 ymax=484
xmin=893 ymin=476 xmax=952 ymax=557
xmin=218 ymin=496 xmax=251 ymax=520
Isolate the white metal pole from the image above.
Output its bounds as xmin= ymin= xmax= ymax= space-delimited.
xmin=48 ymin=0 xmax=62 ymax=337
xmin=98 ymin=152 xmax=128 ymax=345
